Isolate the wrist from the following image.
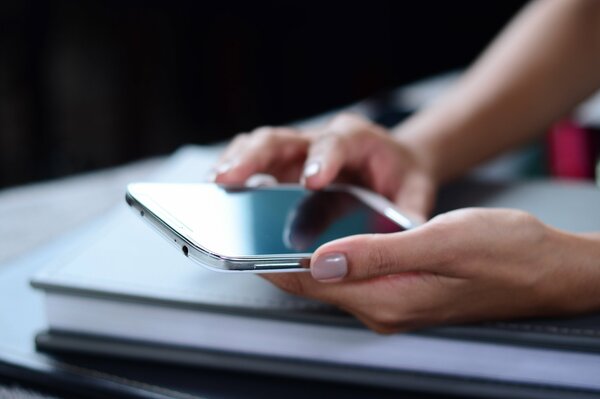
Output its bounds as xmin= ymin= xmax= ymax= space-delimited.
xmin=570 ymin=233 xmax=600 ymax=312
xmin=543 ymin=230 xmax=600 ymax=315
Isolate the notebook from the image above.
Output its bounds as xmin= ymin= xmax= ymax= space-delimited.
xmin=31 ymin=145 xmax=600 ymax=397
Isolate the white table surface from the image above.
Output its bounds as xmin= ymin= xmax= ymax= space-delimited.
xmin=0 ymin=157 xmax=163 ymax=266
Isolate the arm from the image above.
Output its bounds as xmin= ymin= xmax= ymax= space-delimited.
xmin=213 ymin=0 xmax=600 ymax=332
xmin=394 ymin=0 xmax=600 ymax=183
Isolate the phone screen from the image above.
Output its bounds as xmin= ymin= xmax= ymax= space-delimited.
xmin=136 ymin=184 xmax=405 ymax=256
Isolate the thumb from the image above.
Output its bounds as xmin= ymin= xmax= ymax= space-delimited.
xmin=309 ymin=228 xmax=439 ymax=282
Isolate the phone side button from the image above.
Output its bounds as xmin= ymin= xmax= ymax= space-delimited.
xmin=253 ymin=263 xmax=304 ymax=270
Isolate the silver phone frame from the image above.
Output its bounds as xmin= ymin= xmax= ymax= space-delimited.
xmin=126 ymin=183 xmax=418 ymax=273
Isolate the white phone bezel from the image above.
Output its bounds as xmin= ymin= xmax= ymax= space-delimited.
xmin=126 ymin=183 xmax=418 ymax=273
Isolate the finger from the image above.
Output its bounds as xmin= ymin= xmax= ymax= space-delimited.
xmin=309 ymin=225 xmax=452 ymax=282
xmin=394 ymin=172 xmax=436 ymax=223
xmin=301 ymin=114 xmax=381 ymax=189
xmin=262 ymin=272 xmax=396 ymax=327
xmin=267 ymin=126 xmax=322 ymax=183
xmin=261 ymin=271 xmax=369 ymax=307
xmin=215 ymin=127 xmax=309 ymax=184
xmin=208 ymin=133 xmax=250 ymax=180
xmin=217 ymin=133 xmax=248 ymax=164
xmin=301 ymin=133 xmax=349 ymax=189
xmin=261 ymin=271 xmax=446 ymax=332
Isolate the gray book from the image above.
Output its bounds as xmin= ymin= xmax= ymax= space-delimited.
xmin=31 ymin=146 xmax=600 ymax=397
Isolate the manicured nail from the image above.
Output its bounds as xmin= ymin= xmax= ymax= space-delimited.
xmin=216 ymin=161 xmax=235 ymax=175
xmin=303 ymin=161 xmax=320 ymax=179
xmin=311 ymin=252 xmax=347 ymax=281
xmin=204 ymin=170 xmax=217 ymax=182
xmin=245 ymin=174 xmax=278 ymax=187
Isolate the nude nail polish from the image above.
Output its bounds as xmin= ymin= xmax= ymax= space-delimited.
xmin=303 ymin=161 xmax=320 ymax=178
xmin=216 ymin=161 xmax=236 ymax=175
xmin=204 ymin=170 xmax=217 ymax=182
xmin=311 ymin=253 xmax=348 ymax=281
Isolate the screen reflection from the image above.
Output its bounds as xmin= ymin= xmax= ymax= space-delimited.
xmin=145 ymin=185 xmax=405 ymax=257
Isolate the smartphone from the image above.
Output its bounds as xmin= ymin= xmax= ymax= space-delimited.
xmin=126 ymin=183 xmax=417 ymax=272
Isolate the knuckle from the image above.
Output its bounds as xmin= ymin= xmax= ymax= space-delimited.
xmin=510 ymin=209 xmax=539 ymax=227
xmin=330 ymin=112 xmax=366 ymax=127
xmin=322 ymin=114 xmax=380 ymax=150
xmin=423 ymin=216 xmax=457 ymax=245
xmin=231 ymin=132 xmax=250 ymax=145
xmin=316 ymin=131 xmax=342 ymax=147
xmin=346 ymin=124 xmax=384 ymax=147
xmin=364 ymin=238 xmax=397 ymax=277
xmin=252 ymin=125 xmax=273 ymax=135
xmin=506 ymin=209 xmax=546 ymax=243
xmin=348 ymin=127 xmax=376 ymax=143
xmin=311 ymin=133 xmax=344 ymax=159
xmin=331 ymin=112 xmax=358 ymax=125
xmin=253 ymin=126 xmax=276 ymax=141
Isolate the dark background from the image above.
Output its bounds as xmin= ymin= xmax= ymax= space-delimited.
xmin=0 ymin=0 xmax=527 ymax=188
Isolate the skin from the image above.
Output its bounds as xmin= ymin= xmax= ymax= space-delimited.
xmin=266 ymin=209 xmax=600 ymax=333
xmin=212 ymin=0 xmax=600 ymax=333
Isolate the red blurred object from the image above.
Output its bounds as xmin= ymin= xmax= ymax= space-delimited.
xmin=547 ymin=119 xmax=595 ymax=180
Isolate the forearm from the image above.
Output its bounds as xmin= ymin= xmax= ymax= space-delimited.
xmin=394 ymin=0 xmax=600 ymax=183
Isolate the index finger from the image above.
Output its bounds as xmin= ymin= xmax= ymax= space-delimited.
xmin=215 ymin=127 xmax=309 ymax=184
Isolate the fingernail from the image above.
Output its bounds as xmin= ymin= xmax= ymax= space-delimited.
xmin=311 ymin=252 xmax=347 ymax=281
xmin=216 ymin=161 xmax=235 ymax=175
xmin=245 ymin=174 xmax=278 ymax=187
xmin=303 ymin=161 xmax=320 ymax=179
xmin=204 ymin=170 xmax=217 ymax=182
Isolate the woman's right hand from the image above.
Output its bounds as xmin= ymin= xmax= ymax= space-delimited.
xmin=212 ymin=113 xmax=437 ymax=221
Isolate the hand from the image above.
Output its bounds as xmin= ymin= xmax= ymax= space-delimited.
xmin=262 ymin=208 xmax=600 ymax=333
xmin=212 ymin=113 xmax=437 ymax=220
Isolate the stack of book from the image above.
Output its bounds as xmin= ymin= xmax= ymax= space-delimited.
xmin=31 ymin=145 xmax=600 ymax=397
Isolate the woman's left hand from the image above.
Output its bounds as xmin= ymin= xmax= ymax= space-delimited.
xmin=263 ymin=208 xmax=600 ymax=333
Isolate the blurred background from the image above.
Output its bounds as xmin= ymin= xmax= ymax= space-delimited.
xmin=0 ymin=0 xmax=528 ymax=189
